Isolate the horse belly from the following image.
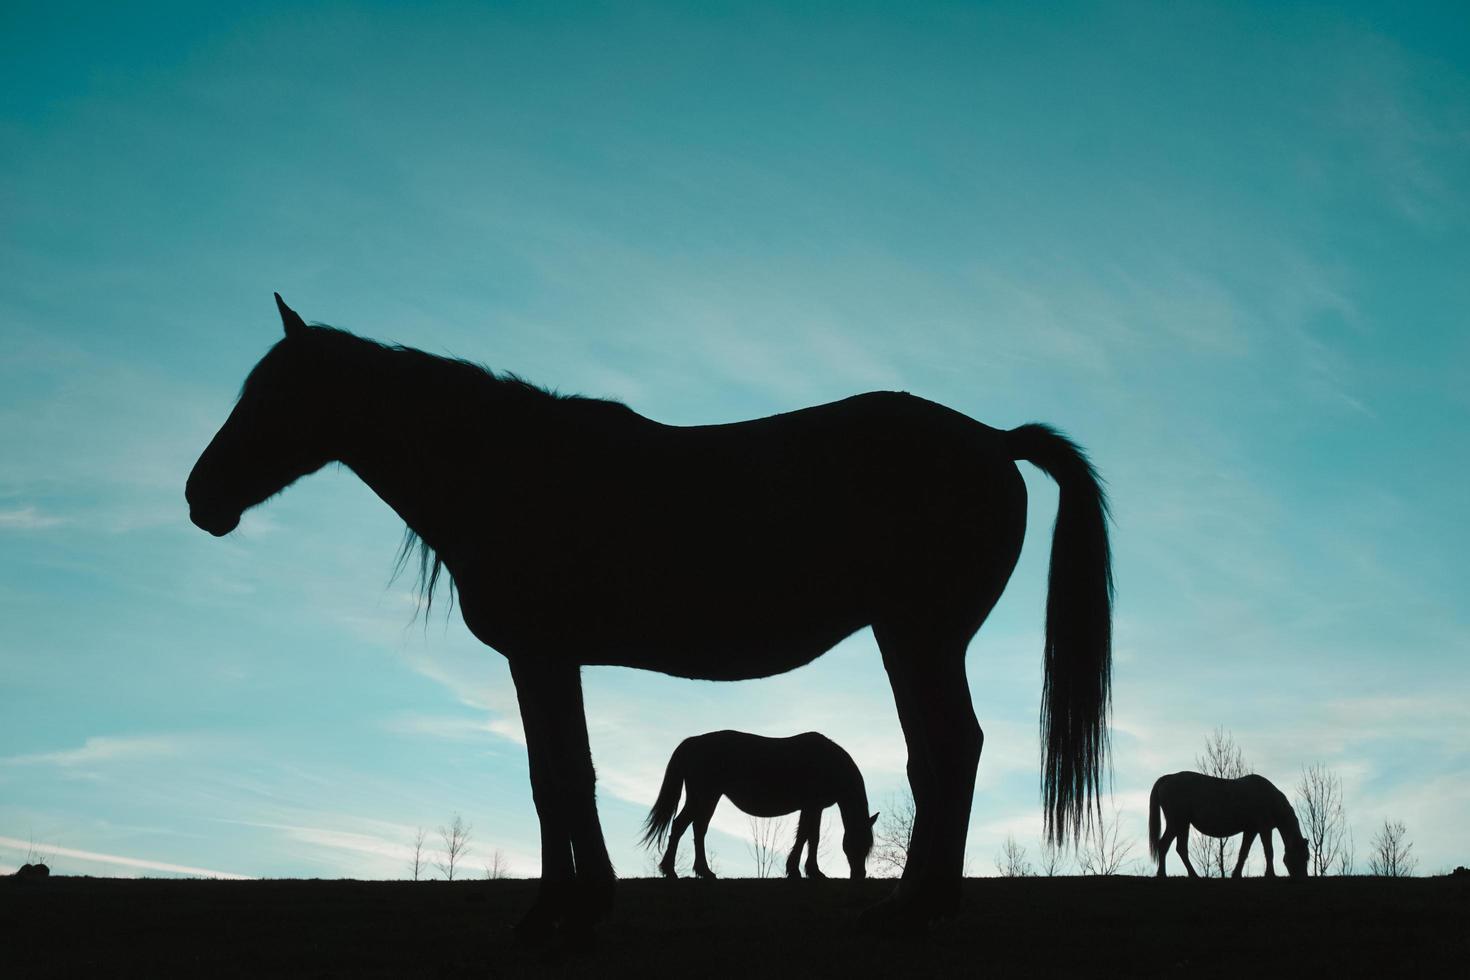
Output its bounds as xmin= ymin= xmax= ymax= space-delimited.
xmin=1190 ymin=815 xmax=1248 ymax=838
xmin=724 ymin=789 xmax=808 ymax=819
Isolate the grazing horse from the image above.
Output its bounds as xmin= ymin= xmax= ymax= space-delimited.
xmin=185 ymin=295 xmax=1114 ymax=935
xmin=1149 ymin=771 xmax=1310 ymax=878
xmin=641 ymin=730 xmax=879 ymax=880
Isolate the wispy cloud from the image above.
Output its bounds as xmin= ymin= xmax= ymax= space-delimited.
xmin=0 ymin=835 xmax=252 ymax=879
xmin=384 ymin=711 xmax=524 ymax=745
xmin=0 ymin=505 xmax=68 ymax=530
xmin=227 ymin=818 xmax=540 ymax=878
xmin=3 ymin=735 xmax=191 ymax=768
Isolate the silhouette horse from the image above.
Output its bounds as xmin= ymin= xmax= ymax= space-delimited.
xmin=186 ymin=295 xmax=1113 ymax=934
xmin=1149 ymin=771 xmax=1310 ymax=877
xmin=641 ymin=730 xmax=879 ymax=880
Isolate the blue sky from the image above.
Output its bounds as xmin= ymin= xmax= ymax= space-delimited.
xmin=2 ymin=0 xmax=1467 ymax=879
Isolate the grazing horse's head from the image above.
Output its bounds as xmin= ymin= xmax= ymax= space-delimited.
xmin=1284 ymin=833 xmax=1310 ymax=878
xmin=186 ymin=295 xmax=334 ymax=536
xmin=843 ymin=811 xmax=880 ymax=880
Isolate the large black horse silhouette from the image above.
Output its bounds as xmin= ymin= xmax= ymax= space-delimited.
xmin=1149 ymin=771 xmax=1310 ymax=877
xmin=186 ymin=295 xmax=1113 ymax=935
xmin=641 ymin=730 xmax=878 ymax=880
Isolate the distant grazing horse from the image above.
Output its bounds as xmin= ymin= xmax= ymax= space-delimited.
xmin=641 ymin=730 xmax=879 ymax=880
xmin=186 ymin=295 xmax=1113 ymax=935
xmin=1149 ymin=771 xmax=1310 ymax=878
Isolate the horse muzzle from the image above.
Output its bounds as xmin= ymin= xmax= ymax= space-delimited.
xmin=189 ymin=506 xmax=241 ymax=537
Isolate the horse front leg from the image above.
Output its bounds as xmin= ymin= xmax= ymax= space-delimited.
xmin=802 ymin=809 xmax=827 ymax=879
xmin=1232 ymin=832 xmax=1256 ymax=878
xmin=1260 ymin=831 xmax=1276 ymax=877
xmin=508 ymin=656 xmax=614 ymax=943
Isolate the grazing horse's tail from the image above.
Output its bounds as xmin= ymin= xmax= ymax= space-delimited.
xmin=1008 ymin=423 xmax=1114 ymax=847
xmin=1148 ymin=778 xmax=1163 ymax=861
xmin=639 ymin=740 xmax=689 ymax=850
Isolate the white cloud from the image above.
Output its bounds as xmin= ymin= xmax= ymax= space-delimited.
xmin=3 ymin=734 xmax=191 ymax=768
xmin=0 ymin=505 xmax=67 ymax=530
xmin=0 ymin=835 xmax=252 ymax=879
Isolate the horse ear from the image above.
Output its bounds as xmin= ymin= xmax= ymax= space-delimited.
xmin=275 ymin=292 xmax=308 ymax=338
xmin=870 ymin=812 xmax=880 ymax=827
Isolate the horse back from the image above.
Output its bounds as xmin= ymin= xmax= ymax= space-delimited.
xmin=1157 ymin=771 xmax=1288 ymax=837
xmin=453 ymin=390 xmax=1028 ymax=670
xmin=682 ymin=731 xmax=856 ymax=817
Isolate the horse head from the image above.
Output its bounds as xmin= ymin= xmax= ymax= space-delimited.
xmin=186 ymin=294 xmax=335 ymax=536
xmin=843 ymin=811 xmax=880 ymax=880
xmin=1284 ymin=832 xmax=1310 ymax=877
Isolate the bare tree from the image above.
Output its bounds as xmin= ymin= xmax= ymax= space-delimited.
xmin=1336 ymin=826 xmax=1356 ymax=875
xmin=1037 ymin=839 xmax=1070 ymax=876
xmin=872 ymin=790 xmax=916 ymax=878
xmin=1368 ymin=819 xmax=1417 ymax=877
xmin=409 ymin=826 xmax=428 ymax=881
xmin=1191 ymin=727 xmax=1251 ymax=877
xmin=436 ymin=813 xmax=473 ymax=881
xmin=483 ymin=848 xmax=509 ymax=880
xmin=995 ymin=834 xmax=1033 ymax=877
xmin=747 ymin=815 xmax=788 ymax=878
xmin=1077 ymin=809 xmax=1136 ymax=876
xmin=1295 ymin=763 xmax=1349 ymax=876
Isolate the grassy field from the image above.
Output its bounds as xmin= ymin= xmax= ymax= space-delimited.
xmin=4 ymin=874 xmax=1466 ymax=978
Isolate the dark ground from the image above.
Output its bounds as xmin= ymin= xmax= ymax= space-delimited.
xmin=3 ymin=874 xmax=1466 ymax=978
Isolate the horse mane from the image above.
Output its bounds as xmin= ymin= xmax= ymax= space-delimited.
xmin=260 ymin=322 xmax=628 ymax=619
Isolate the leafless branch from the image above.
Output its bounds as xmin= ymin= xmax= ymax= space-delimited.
xmin=1078 ymin=808 xmax=1136 ymax=876
xmin=995 ymin=834 xmax=1033 ymax=877
xmin=872 ymin=791 xmax=916 ymax=878
xmin=436 ymin=813 xmax=473 ymax=881
xmin=747 ymin=815 xmax=788 ymax=878
xmin=1368 ymin=819 xmax=1417 ymax=877
xmin=1295 ymin=763 xmax=1348 ymax=876
xmin=409 ymin=826 xmax=428 ymax=881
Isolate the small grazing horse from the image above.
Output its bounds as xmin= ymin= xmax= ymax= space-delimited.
xmin=1149 ymin=771 xmax=1310 ymax=877
xmin=641 ymin=730 xmax=879 ymax=880
xmin=186 ymin=295 xmax=1113 ymax=935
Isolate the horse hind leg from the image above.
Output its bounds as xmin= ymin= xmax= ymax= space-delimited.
xmin=690 ymin=794 xmax=721 ymax=879
xmin=785 ymin=813 xmax=809 ymax=879
xmin=1176 ymin=826 xmax=1200 ymax=878
xmin=660 ymin=803 xmax=697 ymax=878
xmin=866 ymin=619 xmax=982 ymax=924
xmin=1156 ymin=820 xmax=1179 ymax=877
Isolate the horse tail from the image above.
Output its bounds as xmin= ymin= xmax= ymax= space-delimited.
xmin=1148 ymin=778 xmax=1163 ymax=861
xmin=1008 ymin=423 xmax=1114 ymax=847
xmin=639 ymin=740 xmax=690 ymax=850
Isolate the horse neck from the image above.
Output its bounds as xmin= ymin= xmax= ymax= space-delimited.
xmin=1271 ymin=793 xmax=1303 ymax=842
xmin=833 ymin=765 xmax=869 ymax=832
xmin=329 ymin=347 xmax=509 ymax=557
